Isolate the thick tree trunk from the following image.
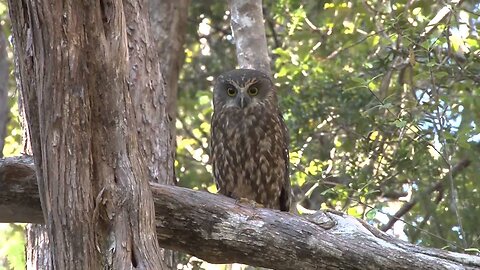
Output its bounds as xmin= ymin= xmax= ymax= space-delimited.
xmin=8 ymin=0 xmax=166 ymax=269
xmin=1 ymin=156 xmax=479 ymax=270
xmin=0 ymin=24 xmax=8 ymax=157
xmin=148 ymin=2 xmax=189 ymax=267
xmin=127 ymin=0 xmax=176 ymax=187
xmin=149 ymin=0 xmax=189 ymax=144
xmin=230 ymin=0 xmax=271 ymax=75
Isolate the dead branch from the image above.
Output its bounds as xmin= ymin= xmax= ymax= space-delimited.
xmin=1 ymin=156 xmax=479 ymax=270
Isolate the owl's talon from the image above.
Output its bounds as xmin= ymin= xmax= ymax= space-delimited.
xmin=236 ymin=197 xmax=264 ymax=209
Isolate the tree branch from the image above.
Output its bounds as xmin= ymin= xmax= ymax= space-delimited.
xmin=1 ymin=156 xmax=479 ymax=270
xmin=0 ymin=156 xmax=42 ymax=223
xmin=380 ymin=158 xmax=471 ymax=232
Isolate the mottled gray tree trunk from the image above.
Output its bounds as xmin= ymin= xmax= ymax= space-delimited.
xmin=230 ymin=0 xmax=271 ymax=76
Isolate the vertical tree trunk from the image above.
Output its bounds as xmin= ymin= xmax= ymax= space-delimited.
xmin=25 ymin=224 xmax=52 ymax=269
xmin=0 ymin=24 xmax=8 ymax=157
xmin=148 ymin=1 xmax=189 ymax=268
xmin=230 ymin=0 xmax=271 ymax=75
xmin=149 ymin=0 xmax=189 ymax=145
xmin=19 ymin=90 xmax=53 ymax=269
xmin=8 ymin=0 xmax=168 ymax=268
xmin=126 ymin=0 xmax=176 ymax=187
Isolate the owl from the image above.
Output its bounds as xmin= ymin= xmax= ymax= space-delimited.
xmin=210 ymin=69 xmax=291 ymax=211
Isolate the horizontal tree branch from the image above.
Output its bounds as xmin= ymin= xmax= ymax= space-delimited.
xmin=1 ymin=156 xmax=479 ymax=269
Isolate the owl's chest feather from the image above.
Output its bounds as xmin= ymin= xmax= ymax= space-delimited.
xmin=222 ymin=108 xmax=274 ymax=143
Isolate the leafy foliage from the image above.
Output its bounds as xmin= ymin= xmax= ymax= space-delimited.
xmin=177 ymin=0 xmax=480 ymax=252
xmin=0 ymin=224 xmax=25 ymax=270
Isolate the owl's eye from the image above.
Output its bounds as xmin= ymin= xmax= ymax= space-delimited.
xmin=248 ymin=87 xmax=259 ymax=96
xmin=227 ymin=87 xmax=237 ymax=97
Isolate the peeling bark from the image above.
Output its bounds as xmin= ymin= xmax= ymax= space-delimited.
xmin=1 ymin=156 xmax=479 ymax=270
xmin=230 ymin=0 xmax=271 ymax=75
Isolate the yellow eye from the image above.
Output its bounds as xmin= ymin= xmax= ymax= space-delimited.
xmin=248 ymin=87 xmax=259 ymax=96
xmin=227 ymin=87 xmax=237 ymax=96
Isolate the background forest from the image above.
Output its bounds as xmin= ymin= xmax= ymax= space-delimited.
xmin=1 ymin=0 xmax=479 ymax=269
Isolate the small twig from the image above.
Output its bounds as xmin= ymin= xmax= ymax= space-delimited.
xmin=263 ymin=7 xmax=281 ymax=49
xmin=411 ymin=188 xmax=444 ymax=243
xmin=380 ymin=159 xmax=471 ymax=232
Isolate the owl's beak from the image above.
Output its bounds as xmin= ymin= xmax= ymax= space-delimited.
xmin=237 ymin=93 xmax=250 ymax=108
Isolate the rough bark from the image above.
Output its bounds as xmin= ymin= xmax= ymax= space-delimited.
xmin=14 ymin=34 xmax=53 ymax=269
xmin=1 ymin=156 xmax=479 ymax=270
xmin=230 ymin=0 xmax=271 ymax=75
xmin=0 ymin=24 xmax=8 ymax=157
xmin=25 ymin=224 xmax=52 ymax=269
xmin=8 ymin=1 xmax=165 ymax=269
xmin=127 ymin=0 xmax=176 ymax=187
xmin=149 ymin=0 xmax=189 ymax=145
xmin=0 ymin=156 xmax=41 ymax=223
xmin=148 ymin=2 xmax=189 ymax=266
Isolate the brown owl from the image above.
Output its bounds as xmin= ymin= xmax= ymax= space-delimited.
xmin=210 ymin=69 xmax=291 ymax=211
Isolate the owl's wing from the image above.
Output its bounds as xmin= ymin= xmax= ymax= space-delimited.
xmin=210 ymin=111 xmax=228 ymax=195
xmin=278 ymin=113 xmax=291 ymax=212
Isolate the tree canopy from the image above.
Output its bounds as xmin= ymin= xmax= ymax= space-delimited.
xmin=176 ymin=0 xmax=480 ymax=253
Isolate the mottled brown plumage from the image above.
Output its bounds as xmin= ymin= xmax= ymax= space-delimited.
xmin=211 ymin=69 xmax=291 ymax=211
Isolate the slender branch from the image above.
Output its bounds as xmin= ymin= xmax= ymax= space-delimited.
xmin=416 ymin=0 xmax=465 ymax=45
xmin=411 ymin=188 xmax=444 ymax=243
xmin=380 ymin=159 xmax=471 ymax=232
xmin=263 ymin=7 xmax=281 ymax=49
xmin=1 ymin=156 xmax=480 ymax=270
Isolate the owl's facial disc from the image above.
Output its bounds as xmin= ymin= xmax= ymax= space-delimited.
xmin=225 ymin=79 xmax=259 ymax=109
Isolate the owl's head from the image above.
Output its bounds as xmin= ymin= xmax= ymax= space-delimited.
xmin=213 ymin=69 xmax=276 ymax=110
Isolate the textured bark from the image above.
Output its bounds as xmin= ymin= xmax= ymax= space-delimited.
xmin=14 ymin=40 xmax=52 ymax=269
xmin=230 ymin=0 xmax=271 ymax=75
xmin=0 ymin=156 xmax=41 ymax=223
xmin=0 ymin=24 xmax=8 ymax=157
xmin=25 ymin=224 xmax=52 ymax=269
xmin=8 ymin=0 xmax=165 ymax=269
xmin=1 ymin=156 xmax=479 ymax=270
xmin=127 ymin=0 xmax=176 ymax=186
xmin=148 ymin=2 xmax=189 ymax=267
xmin=149 ymin=0 xmax=189 ymax=145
